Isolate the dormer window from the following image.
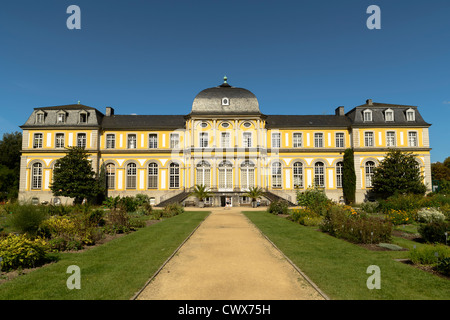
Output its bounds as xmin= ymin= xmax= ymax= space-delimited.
xmin=385 ymin=109 xmax=394 ymax=122
xmin=36 ymin=111 xmax=45 ymax=124
xmin=57 ymin=111 xmax=66 ymax=124
xmin=79 ymin=111 xmax=88 ymax=123
xmin=406 ymin=108 xmax=415 ymax=121
xmin=363 ymin=109 xmax=373 ymax=122
xmin=222 ymin=97 xmax=229 ymax=106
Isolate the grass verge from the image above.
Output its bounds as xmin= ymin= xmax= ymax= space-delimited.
xmin=0 ymin=211 xmax=209 ymax=300
xmin=244 ymin=211 xmax=449 ymax=300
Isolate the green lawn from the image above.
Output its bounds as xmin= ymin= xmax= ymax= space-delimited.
xmin=0 ymin=211 xmax=209 ymax=300
xmin=243 ymin=211 xmax=450 ymax=300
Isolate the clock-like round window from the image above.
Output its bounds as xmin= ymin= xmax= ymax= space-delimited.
xmin=200 ymin=122 xmax=208 ymax=128
xmin=221 ymin=122 xmax=230 ymax=128
xmin=243 ymin=122 xmax=251 ymax=128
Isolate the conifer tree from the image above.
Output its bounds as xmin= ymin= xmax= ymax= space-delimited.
xmin=342 ymin=148 xmax=356 ymax=204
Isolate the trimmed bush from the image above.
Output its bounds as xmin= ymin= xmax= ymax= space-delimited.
xmin=409 ymin=244 xmax=450 ymax=265
xmin=267 ymin=200 xmax=289 ymax=215
xmin=296 ymin=186 xmax=331 ymax=215
xmin=320 ymin=204 xmax=392 ymax=244
xmin=289 ymin=208 xmax=323 ymax=226
xmin=0 ymin=234 xmax=49 ymax=271
xmin=418 ymin=221 xmax=449 ymax=245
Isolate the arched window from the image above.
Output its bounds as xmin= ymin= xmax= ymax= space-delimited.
xmin=31 ymin=162 xmax=43 ymax=190
xmin=196 ymin=160 xmax=211 ymax=188
xmin=336 ymin=161 xmax=344 ymax=188
xmin=314 ymin=162 xmax=325 ymax=187
xmin=169 ymin=163 xmax=180 ymax=188
xmin=218 ymin=161 xmax=233 ymax=191
xmin=365 ymin=161 xmax=375 ymax=188
xmin=240 ymin=160 xmax=255 ymax=190
xmin=126 ymin=163 xmax=137 ymax=189
xmin=293 ymin=162 xmax=303 ymax=188
xmin=271 ymin=162 xmax=282 ymax=188
xmin=106 ymin=163 xmax=115 ymax=190
xmin=148 ymin=163 xmax=158 ymax=189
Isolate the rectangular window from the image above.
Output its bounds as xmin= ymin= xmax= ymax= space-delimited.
xmin=364 ymin=132 xmax=374 ymax=147
xmin=272 ymin=133 xmax=281 ymax=148
xmin=408 ymin=132 xmax=418 ymax=147
xmin=314 ymin=133 xmax=323 ymax=148
xmin=335 ymin=133 xmax=344 ymax=148
xmin=127 ymin=134 xmax=137 ymax=149
xmin=386 ymin=131 xmax=396 ymax=147
xmin=293 ymin=133 xmax=302 ymax=148
xmin=363 ymin=111 xmax=372 ymax=122
xmin=80 ymin=113 xmax=87 ymax=123
xmin=57 ymin=113 xmax=65 ymax=123
xmin=221 ymin=132 xmax=231 ymax=148
xmin=33 ymin=133 xmax=43 ymax=148
xmin=148 ymin=134 xmax=158 ymax=149
xmin=199 ymin=132 xmax=208 ymax=148
xmin=77 ymin=133 xmax=86 ymax=148
xmin=55 ymin=133 xmax=65 ymax=149
xmin=36 ymin=113 xmax=44 ymax=123
xmin=243 ymin=132 xmax=252 ymax=148
xmin=106 ymin=134 xmax=115 ymax=149
xmin=170 ymin=133 xmax=179 ymax=149
xmin=385 ymin=111 xmax=394 ymax=121
xmin=406 ymin=111 xmax=415 ymax=121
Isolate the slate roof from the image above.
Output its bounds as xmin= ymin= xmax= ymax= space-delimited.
xmin=101 ymin=115 xmax=186 ymax=130
xmin=265 ymin=115 xmax=352 ymax=128
xmin=345 ymin=102 xmax=431 ymax=127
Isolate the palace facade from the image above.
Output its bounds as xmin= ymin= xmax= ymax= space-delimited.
xmin=18 ymin=78 xmax=432 ymax=206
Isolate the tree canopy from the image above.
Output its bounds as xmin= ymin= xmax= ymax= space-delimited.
xmin=372 ymin=149 xmax=427 ymax=199
xmin=50 ymin=147 xmax=102 ymax=204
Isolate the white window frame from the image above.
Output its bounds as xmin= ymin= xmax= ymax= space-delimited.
xmin=106 ymin=163 xmax=115 ymax=190
xmin=408 ymin=131 xmax=418 ymax=147
xmin=364 ymin=131 xmax=374 ymax=147
xmin=363 ymin=109 xmax=373 ymax=122
xmin=77 ymin=133 xmax=87 ymax=148
xmin=169 ymin=163 xmax=180 ymax=188
xmin=55 ymin=133 xmax=65 ymax=149
xmin=293 ymin=133 xmax=302 ymax=148
xmin=386 ymin=131 xmax=396 ymax=147
xmin=314 ymin=133 xmax=324 ymax=148
xmin=148 ymin=162 xmax=158 ymax=189
xmin=170 ymin=133 xmax=179 ymax=149
xmin=406 ymin=109 xmax=415 ymax=121
xmin=31 ymin=162 xmax=43 ymax=190
xmin=335 ymin=132 xmax=345 ymax=148
xmin=314 ymin=162 xmax=325 ymax=187
xmin=127 ymin=134 xmax=137 ymax=149
xmin=243 ymin=132 xmax=252 ymax=148
xmin=148 ymin=133 xmax=158 ymax=149
xmin=126 ymin=163 xmax=137 ymax=189
xmin=271 ymin=162 xmax=282 ymax=188
xmin=336 ymin=161 xmax=344 ymax=188
xmin=365 ymin=161 xmax=375 ymax=188
xmin=293 ymin=162 xmax=303 ymax=188
xmin=271 ymin=133 xmax=281 ymax=148
xmin=199 ymin=132 xmax=209 ymax=148
xmin=385 ymin=109 xmax=394 ymax=122
xmin=106 ymin=134 xmax=115 ymax=149
xmin=33 ymin=133 xmax=43 ymax=149
xmin=221 ymin=132 xmax=231 ymax=148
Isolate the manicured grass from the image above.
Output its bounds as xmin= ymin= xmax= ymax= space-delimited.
xmin=0 ymin=211 xmax=209 ymax=300
xmin=244 ymin=211 xmax=450 ymax=300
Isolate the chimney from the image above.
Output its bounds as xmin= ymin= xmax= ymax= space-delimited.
xmin=366 ymin=99 xmax=373 ymax=105
xmin=335 ymin=106 xmax=345 ymax=116
xmin=105 ymin=107 xmax=114 ymax=116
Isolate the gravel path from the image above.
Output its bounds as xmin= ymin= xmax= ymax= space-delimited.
xmin=135 ymin=208 xmax=326 ymax=300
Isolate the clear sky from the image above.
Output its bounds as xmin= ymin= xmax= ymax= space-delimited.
xmin=0 ymin=0 xmax=449 ymax=162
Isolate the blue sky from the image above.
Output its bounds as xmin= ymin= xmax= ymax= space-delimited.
xmin=0 ymin=0 xmax=449 ymax=162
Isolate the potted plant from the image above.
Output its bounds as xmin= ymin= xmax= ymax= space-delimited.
xmin=190 ymin=184 xmax=211 ymax=208
xmin=244 ymin=186 xmax=264 ymax=208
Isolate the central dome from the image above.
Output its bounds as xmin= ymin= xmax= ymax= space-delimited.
xmin=190 ymin=77 xmax=260 ymax=115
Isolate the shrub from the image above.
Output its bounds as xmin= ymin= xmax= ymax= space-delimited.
xmin=436 ymin=257 xmax=450 ymax=276
xmin=417 ymin=207 xmax=446 ymax=223
xmin=7 ymin=204 xmax=48 ymax=236
xmin=409 ymin=244 xmax=450 ymax=265
xmin=360 ymin=201 xmax=380 ymax=214
xmin=296 ymin=186 xmax=331 ymax=215
xmin=162 ymin=203 xmax=184 ymax=217
xmin=106 ymin=210 xmax=131 ymax=234
xmin=267 ymin=200 xmax=289 ymax=215
xmin=418 ymin=221 xmax=449 ymax=244
xmin=0 ymin=233 xmax=49 ymax=271
xmin=118 ymin=196 xmax=139 ymax=213
xmin=385 ymin=209 xmax=414 ymax=225
xmin=320 ymin=204 xmax=392 ymax=244
xmin=289 ymin=208 xmax=323 ymax=226
xmin=378 ymin=194 xmax=423 ymax=216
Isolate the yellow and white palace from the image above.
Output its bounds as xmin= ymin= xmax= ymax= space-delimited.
xmin=18 ymin=78 xmax=432 ymax=206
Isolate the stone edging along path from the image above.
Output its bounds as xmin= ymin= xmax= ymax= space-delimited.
xmin=132 ymin=207 xmax=329 ymax=300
